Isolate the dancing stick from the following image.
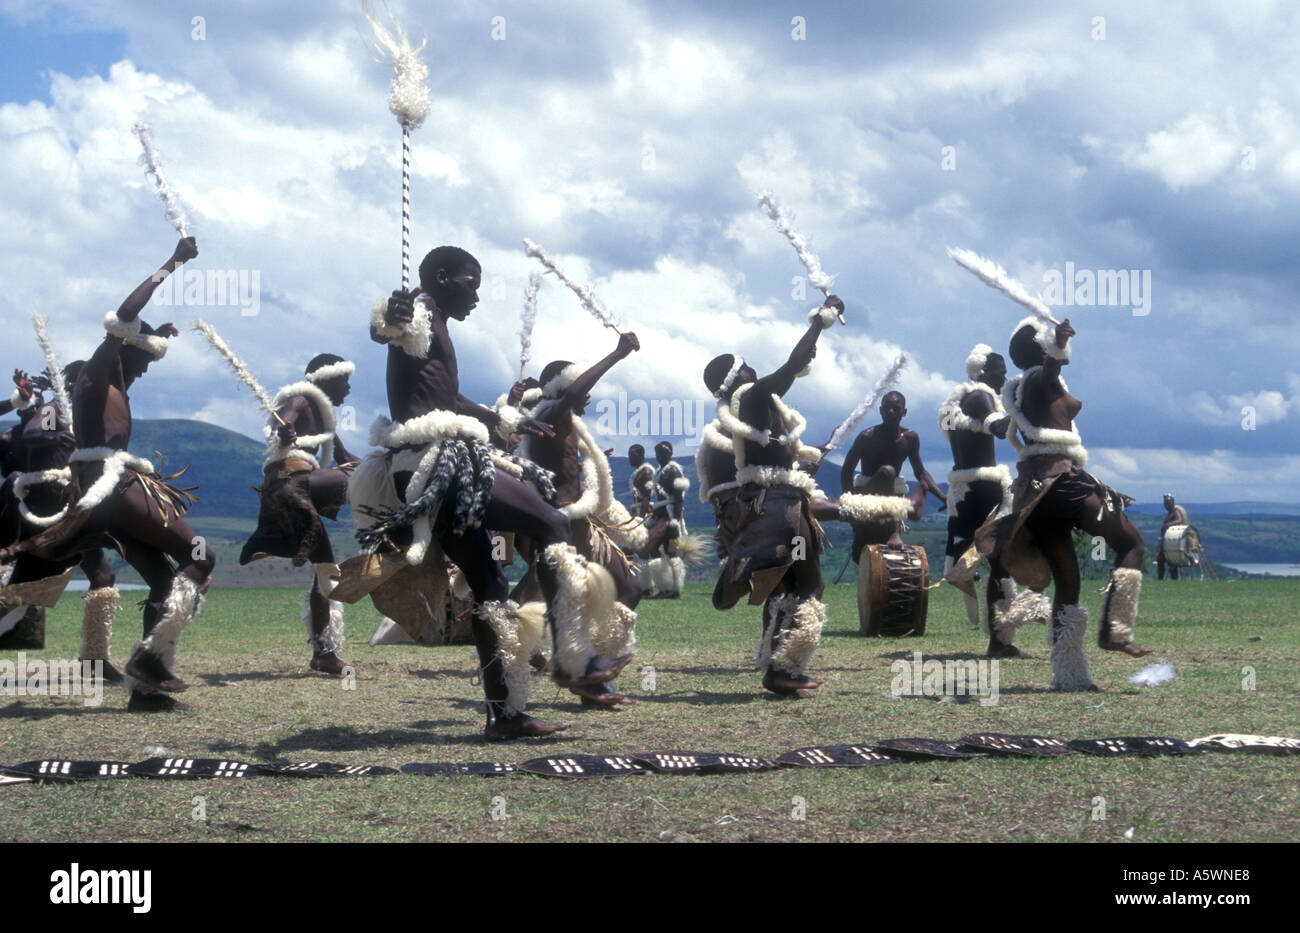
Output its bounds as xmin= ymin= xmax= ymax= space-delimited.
xmin=190 ymin=320 xmax=286 ymax=425
xmin=30 ymin=314 xmax=72 ymax=429
xmin=758 ymin=191 xmax=844 ymax=324
xmin=365 ymin=2 xmax=431 ymax=290
xmin=519 ymin=271 xmax=542 ymax=380
xmin=825 ymin=352 xmax=908 ymax=452
xmin=947 ymin=247 xmax=1061 ymax=326
xmin=523 ymin=238 xmax=622 ymax=334
xmin=132 ymin=122 xmax=190 ymax=237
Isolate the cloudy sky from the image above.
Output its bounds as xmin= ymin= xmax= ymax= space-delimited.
xmin=1 ymin=0 xmax=1297 ymax=503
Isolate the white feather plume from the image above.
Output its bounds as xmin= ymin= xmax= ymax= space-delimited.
xmin=1128 ymin=659 xmax=1176 ymax=687
xmin=132 ymin=121 xmax=190 ymax=237
xmin=364 ymin=2 xmax=431 ymax=128
xmin=827 ymin=353 xmax=908 ymax=452
xmin=947 ymin=247 xmax=1060 ymax=325
xmin=758 ymin=192 xmax=835 ymax=293
xmin=30 ymin=314 xmax=72 ymax=430
xmin=191 ymin=319 xmax=280 ymax=419
xmin=523 ymin=238 xmax=618 ymax=331
xmin=519 ymin=271 xmax=542 ymax=376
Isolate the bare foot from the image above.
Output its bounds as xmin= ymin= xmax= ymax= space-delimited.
xmin=485 ymin=713 xmax=569 ymax=741
xmin=310 ymin=652 xmax=354 ymax=676
xmin=763 ymin=669 xmax=823 ymax=697
xmin=572 ymin=682 xmax=637 ymax=707
xmin=82 ymin=658 xmax=124 ymax=682
xmin=1101 ymin=639 xmax=1153 ymax=657
xmin=553 ymin=653 xmax=633 ymax=688
xmin=125 ymin=649 xmax=187 ymax=693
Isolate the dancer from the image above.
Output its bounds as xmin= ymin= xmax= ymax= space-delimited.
xmin=705 ymin=296 xmax=843 ymax=697
xmin=351 ymin=245 xmax=626 ymax=739
xmin=505 ymin=334 xmax=644 ymax=707
xmin=0 ymin=365 xmax=122 ymax=674
xmin=975 ymin=317 xmax=1151 ymax=691
xmin=0 ymin=237 xmax=214 ymax=711
xmin=937 ymin=344 xmax=1043 ymax=657
xmin=240 ymin=353 xmax=359 ymax=675
xmin=628 ymin=444 xmax=655 ymax=517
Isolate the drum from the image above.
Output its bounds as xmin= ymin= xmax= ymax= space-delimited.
xmin=1160 ymin=524 xmax=1202 ymax=568
xmin=857 ymin=544 xmax=929 ymax=637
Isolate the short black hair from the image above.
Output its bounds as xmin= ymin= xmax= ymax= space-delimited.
xmin=1008 ymin=325 xmax=1044 ymax=370
xmin=628 ymin=444 xmax=644 ymax=458
xmin=703 ymin=353 xmax=736 ymax=396
xmin=418 ymin=245 xmax=479 ymax=292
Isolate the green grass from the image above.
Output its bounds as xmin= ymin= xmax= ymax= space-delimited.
xmin=1 ymin=580 xmax=1296 ymax=842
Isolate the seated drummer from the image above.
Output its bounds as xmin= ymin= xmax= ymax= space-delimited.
xmin=838 ymin=391 xmax=945 ymax=556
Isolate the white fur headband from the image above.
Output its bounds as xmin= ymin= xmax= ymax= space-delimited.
xmin=1013 ymin=315 xmax=1070 ymax=362
xmin=306 ymin=360 xmax=356 ymax=383
xmin=542 ymin=363 xmax=583 ymax=399
xmin=965 ymin=344 xmax=992 ymax=380
xmin=715 ymin=356 xmax=744 ymax=400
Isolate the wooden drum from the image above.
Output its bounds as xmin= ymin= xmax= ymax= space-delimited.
xmin=857 ymin=544 xmax=930 ymax=637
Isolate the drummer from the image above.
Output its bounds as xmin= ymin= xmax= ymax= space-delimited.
xmin=837 ymin=391 xmax=946 ymax=557
xmin=1157 ymin=493 xmax=1190 ymax=580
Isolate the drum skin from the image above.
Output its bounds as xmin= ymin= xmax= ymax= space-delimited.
xmin=857 ymin=544 xmax=929 ymax=637
xmin=1161 ymin=524 xmax=1201 ymax=567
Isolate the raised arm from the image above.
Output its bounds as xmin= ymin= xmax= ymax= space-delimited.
xmin=115 ymin=237 xmax=197 ymax=324
xmin=0 ymin=370 xmax=34 ymax=417
xmin=753 ymin=295 xmax=843 ymax=401
xmin=561 ymin=332 xmax=640 ymax=410
xmin=1040 ymin=318 xmax=1074 ymax=390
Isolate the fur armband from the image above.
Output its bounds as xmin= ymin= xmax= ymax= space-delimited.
xmin=104 ymin=312 xmax=170 ymax=360
xmin=370 ymin=294 xmax=433 ymax=358
xmin=808 ymin=305 xmax=837 ymax=330
xmin=9 ymin=388 xmax=34 ymax=411
xmin=495 ymin=404 xmax=524 ymax=441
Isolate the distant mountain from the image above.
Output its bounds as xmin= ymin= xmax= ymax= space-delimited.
xmin=128 ymin=419 xmax=267 ymax=521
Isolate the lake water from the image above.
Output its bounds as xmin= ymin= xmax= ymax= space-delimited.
xmin=1223 ymin=563 xmax=1300 ymax=577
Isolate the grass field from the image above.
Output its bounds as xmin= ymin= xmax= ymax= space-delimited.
xmin=1 ymin=580 xmax=1296 ymax=843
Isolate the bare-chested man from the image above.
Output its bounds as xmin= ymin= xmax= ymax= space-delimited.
xmin=838 ymin=391 xmax=945 ymax=556
xmin=505 ymin=335 xmax=644 ymax=707
xmin=628 ymin=444 xmax=654 ymax=518
xmin=240 ymin=353 xmax=359 ymax=675
xmin=937 ymin=344 xmax=1042 ymax=658
xmin=351 ymin=245 xmax=627 ymax=740
xmin=0 ymin=236 xmax=215 ymax=712
xmin=706 ymin=297 xmax=843 ymax=697
xmin=0 ymin=364 xmax=122 ymax=675
xmin=976 ymin=317 xmax=1151 ymax=692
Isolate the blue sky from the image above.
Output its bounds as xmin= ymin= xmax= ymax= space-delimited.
xmin=1 ymin=0 xmax=1297 ymax=503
